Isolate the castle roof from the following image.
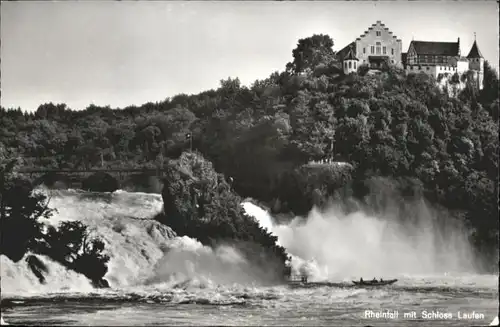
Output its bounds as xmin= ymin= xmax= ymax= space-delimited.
xmin=337 ymin=42 xmax=356 ymax=61
xmin=410 ymin=40 xmax=460 ymax=56
xmin=467 ymin=40 xmax=483 ymax=58
xmin=344 ymin=47 xmax=358 ymax=61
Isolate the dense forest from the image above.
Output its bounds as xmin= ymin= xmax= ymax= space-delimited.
xmin=1 ymin=34 xmax=498 ymax=273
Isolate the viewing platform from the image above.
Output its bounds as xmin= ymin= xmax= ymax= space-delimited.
xmin=304 ymin=158 xmax=352 ymax=168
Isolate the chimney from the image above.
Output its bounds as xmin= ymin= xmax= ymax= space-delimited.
xmin=457 ymin=37 xmax=461 ymax=56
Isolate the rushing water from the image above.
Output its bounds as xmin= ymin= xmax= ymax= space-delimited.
xmin=1 ymin=189 xmax=498 ymax=326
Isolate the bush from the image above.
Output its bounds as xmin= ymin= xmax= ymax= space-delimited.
xmin=38 ymin=221 xmax=110 ymax=284
xmin=357 ymin=64 xmax=370 ymax=76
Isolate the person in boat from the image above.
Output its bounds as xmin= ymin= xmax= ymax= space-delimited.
xmin=380 ymin=278 xmax=384 ymax=282
xmin=284 ymin=265 xmax=292 ymax=279
xmin=372 ymin=277 xmax=377 ymax=282
xmin=360 ymin=278 xmax=364 ymax=283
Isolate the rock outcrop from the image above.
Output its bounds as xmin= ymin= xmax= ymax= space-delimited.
xmin=157 ymin=151 xmax=290 ymax=282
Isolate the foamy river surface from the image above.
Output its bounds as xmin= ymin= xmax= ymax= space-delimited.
xmin=2 ymin=275 xmax=498 ymax=326
xmin=1 ymin=189 xmax=498 ymax=326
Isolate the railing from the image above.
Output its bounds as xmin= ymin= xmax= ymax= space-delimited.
xmin=16 ymin=168 xmax=167 ymax=174
xmin=306 ymin=158 xmax=352 ymax=166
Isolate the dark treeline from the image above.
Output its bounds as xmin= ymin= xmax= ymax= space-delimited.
xmin=1 ymin=34 xmax=498 ymax=272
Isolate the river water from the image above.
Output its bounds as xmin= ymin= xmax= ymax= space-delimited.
xmin=1 ymin=189 xmax=498 ymax=326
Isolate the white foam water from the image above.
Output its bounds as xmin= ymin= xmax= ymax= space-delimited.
xmin=241 ymin=200 xmax=479 ymax=281
xmin=1 ymin=254 xmax=95 ymax=296
xmin=1 ymin=190 xmax=497 ymax=326
xmin=1 ymin=189 xmax=263 ymax=295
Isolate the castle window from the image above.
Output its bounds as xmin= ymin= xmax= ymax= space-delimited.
xmin=426 ymin=67 xmax=430 ymax=71
xmin=383 ymin=47 xmax=387 ymax=54
xmin=363 ymin=48 xmax=366 ymax=54
xmin=371 ymin=46 xmax=374 ymax=54
xmin=344 ymin=62 xmax=348 ymax=69
xmin=376 ymin=42 xmax=381 ymax=55
xmin=391 ymin=48 xmax=394 ymax=55
xmin=391 ymin=60 xmax=394 ymax=64
xmin=376 ymin=31 xmax=381 ymax=36
xmin=354 ymin=62 xmax=357 ymax=69
xmin=349 ymin=62 xmax=352 ymax=69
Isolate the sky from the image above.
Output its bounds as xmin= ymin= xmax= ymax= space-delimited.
xmin=1 ymin=1 xmax=498 ymax=112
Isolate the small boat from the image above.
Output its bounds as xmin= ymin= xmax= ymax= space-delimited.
xmin=352 ymin=279 xmax=398 ymax=286
xmin=287 ymin=275 xmax=309 ymax=284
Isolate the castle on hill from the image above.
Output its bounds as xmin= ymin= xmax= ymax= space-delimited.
xmin=336 ymin=20 xmax=484 ymax=90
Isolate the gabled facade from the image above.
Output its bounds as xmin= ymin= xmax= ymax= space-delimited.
xmin=406 ymin=39 xmax=461 ymax=65
xmin=404 ymin=37 xmax=484 ymax=90
xmin=336 ymin=20 xmax=403 ymax=71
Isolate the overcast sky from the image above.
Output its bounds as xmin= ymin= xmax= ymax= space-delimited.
xmin=1 ymin=1 xmax=498 ymax=112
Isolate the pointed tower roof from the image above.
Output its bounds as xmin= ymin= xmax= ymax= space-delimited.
xmin=344 ymin=46 xmax=358 ymax=61
xmin=467 ymin=40 xmax=483 ymax=59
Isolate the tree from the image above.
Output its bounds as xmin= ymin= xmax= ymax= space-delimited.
xmin=1 ymin=160 xmax=52 ymax=262
xmin=40 ymin=221 xmax=110 ymax=283
xmin=286 ymin=34 xmax=337 ymax=74
xmin=479 ymin=61 xmax=499 ymax=115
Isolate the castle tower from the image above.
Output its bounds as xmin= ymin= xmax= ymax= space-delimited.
xmin=343 ymin=46 xmax=359 ymax=74
xmin=467 ymin=33 xmax=484 ymax=90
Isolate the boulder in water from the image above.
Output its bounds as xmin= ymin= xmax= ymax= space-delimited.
xmin=157 ymin=151 xmax=290 ymax=282
xmin=82 ymin=172 xmax=119 ymax=192
xmin=145 ymin=221 xmax=177 ymax=243
xmin=91 ymin=278 xmax=110 ymax=289
xmin=25 ymin=255 xmax=48 ymax=284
